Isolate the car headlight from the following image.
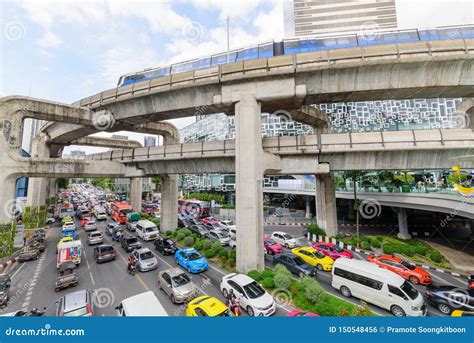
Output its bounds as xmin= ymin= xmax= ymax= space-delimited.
xmin=412 ymin=306 xmax=420 ymax=311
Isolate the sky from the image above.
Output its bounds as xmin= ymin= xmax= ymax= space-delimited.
xmin=1 ymin=0 xmax=473 ymax=154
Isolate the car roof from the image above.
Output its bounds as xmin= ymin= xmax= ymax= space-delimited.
xmin=296 ymin=246 xmax=315 ymax=252
xmin=279 ymin=252 xmax=298 ymax=259
xmin=63 ymin=290 xmax=89 ymax=311
xmin=120 ymin=291 xmax=167 ymax=316
xmin=334 ymin=258 xmax=405 ymax=285
xmin=378 ymin=255 xmax=401 ymax=262
xmin=89 ymin=231 xmax=102 ymax=235
xmin=161 ymin=267 xmax=185 ymax=277
xmin=228 ymin=273 xmax=253 ymax=286
xmin=136 ymin=248 xmax=151 ymax=254
xmin=272 ymin=231 xmax=285 ymax=235
xmin=179 ymin=248 xmax=197 ymax=254
xmin=191 ymin=296 xmax=226 ymax=316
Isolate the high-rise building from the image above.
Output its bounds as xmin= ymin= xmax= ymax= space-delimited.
xmin=285 ymin=0 xmax=398 ymax=37
xmin=144 ymin=136 xmax=156 ymax=147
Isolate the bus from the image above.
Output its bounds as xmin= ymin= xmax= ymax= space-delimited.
xmin=57 ymin=203 xmax=74 ymax=219
xmin=111 ymin=202 xmax=133 ymax=224
xmin=178 ymin=199 xmax=210 ymax=218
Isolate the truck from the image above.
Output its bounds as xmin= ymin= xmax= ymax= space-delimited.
xmin=57 ymin=240 xmax=82 ymax=268
xmin=56 ymin=203 xmax=74 ymax=219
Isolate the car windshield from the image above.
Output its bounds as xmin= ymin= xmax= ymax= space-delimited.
xmin=293 ymin=257 xmax=306 ymax=266
xmin=91 ymin=233 xmax=101 ymax=237
xmin=140 ymin=251 xmax=154 ymax=260
xmin=243 ymin=281 xmax=265 ymax=299
xmin=266 ymin=239 xmax=277 ymax=245
xmin=400 ymin=281 xmax=419 ymax=300
xmin=400 ymin=260 xmax=416 ymax=270
xmin=164 ymin=240 xmax=174 ymax=246
xmin=65 ymin=306 xmax=88 ymax=317
xmin=223 ymin=221 xmax=234 ymax=226
xmin=145 ymin=227 xmax=157 ymax=232
xmin=127 ymin=238 xmax=138 ymax=244
xmin=314 ymin=251 xmax=325 ymax=259
xmin=333 ymin=246 xmax=343 ymax=252
xmin=217 ymin=232 xmax=228 ymax=238
xmin=172 ymin=273 xmax=191 ymax=287
xmin=188 ymin=252 xmax=201 ymax=261
xmin=283 ymin=234 xmax=293 ymax=240
xmin=216 ymin=308 xmax=231 ymax=316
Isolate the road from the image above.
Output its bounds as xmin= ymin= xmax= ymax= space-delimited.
xmin=0 ymin=219 xmax=468 ymax=317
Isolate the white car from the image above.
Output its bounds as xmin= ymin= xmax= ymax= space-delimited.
xmin=229 ymin=236 xmax=236 ymax=249
xmin=270 ymin=231 xmax=297 ymax=248
xmin=220 ymin=273 xmax=276 ymax=317
xmin=87 ymin=231 xmax=104 ymax=245
xmin=218 ymin=220 xmax=236 ymax=232
xmin=94 ymin=208 xmax=107 ymax=221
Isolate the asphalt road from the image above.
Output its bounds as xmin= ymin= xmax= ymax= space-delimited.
xmin=0 ymin=218 xmax=468 ymax=317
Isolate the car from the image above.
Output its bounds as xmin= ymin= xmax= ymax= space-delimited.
xmin=264 ymin=237 xmax=283 ymax=255
xmin=291 ymin=247 xmax=334 ymax=271
xmin=229 ymin=235 xmax=236 ymax=249
xmin=367 ymin=255 xmax=431 ymax=285
xmin=220 ymin=273 xmax=276 ymax=317
xmin=207 ymin=230 xmax=230 ymax=246
xmin=62 ymin=221 xmax=75 ymax=230
xmin=154 ymin=236 xmax=177 ymax=255
xmin=84 ymin=219 xmax=97 ymax=232
xmin=135 ymin=220 xmax=159 ymax=241
xmin=425 ymin=285 xmax=474 ymax=315
xmin=94 ymin=208 xmax=107 ymax=221
xmin=175 ymin=248 xmax=208 ymax=274
xmin=200 ymin=217 xmax=219 ymax=224
xmin=120 ymin=235 xmax=142 ymax=252
xmin=157 ymin=268 xmax=197 ymax=304
xmin=56 ymin=289 xmax=94 ymax=316
xmin=186 ymin=296 xmax=231 ymax=316
xmin=0 ymin=274 xmax=11 ymax=307
xmin=287 ymin=310 xmax=319 ymax=317
xmin=204 ymin=222 xmax=224 ymax=232
xmin=312 ymin=242 xmax=353 ymax=259
xmin=218 ymin=220 xmax=236 ymax=232
xmin=131 ymin=248 xmax=158 ymax=272
xmin=451 ymin=310 xmax=474 ymax=316
xmin=190 ymin=224 xmax=208 ymax=237
xmin=87 ymin=231 xmax=104 ymax=246
xmin=270 ymin=231 xmax=298 ymax=248
xmin=93 ymin=244 xmax=116 ymax=263
xmin=105 ymin=223 xmax=118 ymax=236
xmin=273 ymin=253 xmax=316 ymax=278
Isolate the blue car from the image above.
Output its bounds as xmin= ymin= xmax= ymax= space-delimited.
xmin=175 ymin=248 xmax=208 ymax=274
xmin=61 ymin=228 xmax=78 ymax=240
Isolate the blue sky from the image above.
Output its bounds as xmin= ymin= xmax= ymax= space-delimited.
xmin=1 ymin=0 xmax=472 ymax=153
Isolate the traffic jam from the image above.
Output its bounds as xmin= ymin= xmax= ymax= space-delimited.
xmin=1 ymin=183 xmax=473 ymax=317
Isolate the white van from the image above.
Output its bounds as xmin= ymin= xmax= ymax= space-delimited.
xmin=136 ymin=220 xmax=159 ymax=241
xmin=115 ymin=291 xmax=168 ymax=316
xmin=332 ymin=258 xmax=426 ymax=317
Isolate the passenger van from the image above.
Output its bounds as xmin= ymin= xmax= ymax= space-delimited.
xmin=136 ymin=220 xmax=159 ymax=241
xmin=115 ymin=291 xmax=168 ymax=316
xmin=331 ymin=258 xmax=426 ymax=316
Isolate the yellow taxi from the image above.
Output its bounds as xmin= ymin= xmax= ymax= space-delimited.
xmin=291 ymin=247 xmax=334 ymax=271
xmin=451 ymin=310 xmax=474 ymax=316
xmin=56 ymin=237 xmax=74 ymax=252
xmin=185 ymin=296 xmax=231 ymax=317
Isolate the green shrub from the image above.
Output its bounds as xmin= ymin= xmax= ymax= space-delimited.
xmin=195 ymin=241 xmax=204 ymax=251
xmin=248 ymin=270 xmax=262 ymax=281
xmin=305 ymin=281 xmax=326 ymax=304
xmin=299 ymin=276 xmax=316 ymax=292
xmin=306 ymin=224 xmax=326 ymax=237
xmin=171 ymin=231 xmax=178 ymax=238
xmin=262 ymin=277 xmax=275 ymax=288
xmin=414 ymin=245 xmax=428 ymax=256
xmin=204 ymin=249 xmax=216 ymax=258
xmin=371 ymin=238 xmax=382 ymax=248
xmin=165 ymin=230 xmax=173 ymax=237
xmin=353 ymin=301 xmax=372 ymax=316
xmin=274 ymin=264 xmax=291 ymax=277
xmin=274 ymin=270 xmax=292 ymax=289
xmin=360 ymin=241 xmax=371 ymax=250
xmin=400 ymin=245 xmax=415 ymax=257
xmin=178 ymin=228 xmax=192 ymax=236
xmin=211 ymin=241 xmax=222 ymax=253
xmin=151 ymin=218 xmax=161 ymax=227
xmin=176 ymin=232 xmax=186 ymax=241
xmin=183 ymin=236 xmax=195 ymax=247
xmin=202 ymin=239 xmax=213 ymax=250
xmin=228 ymin=251 xmax=236 ymax=263
xmin=219 ymin=250 xmax=229 ymax=259
xmin=382 ymin=242 xmax=397 ymax=255
xmin=429 ymin=251 xmax=443 ymax=263
xmin=260 ymin=269 xmax=275 ymax=280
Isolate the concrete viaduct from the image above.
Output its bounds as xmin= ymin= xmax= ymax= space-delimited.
xmin=1 ymin=37 xmax=473 ymax=272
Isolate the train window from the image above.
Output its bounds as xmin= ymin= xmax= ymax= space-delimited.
xmin=236 ymin=47 xmax=258 ymax=61
xmin=301 ymin=39 xmax=318 ymax=52
xmin=182 ymin=61 xmax=195 ymax=71
xmin=396 ymin=31 xmax=419 ymax=42
xmin=171 ymin=63 xmax=184 ymax=73
xmin=195 ymin=58 xmax=211 ymax=69
xmin=461 ymin=26 xmax=474 ymax=38
xmin=211 ymin=52 xmax=237 ymax=65
xmin=418 ymin=29 xmax=439 ymax=40
xmin=283 ymin=40 xmax=301 ymax=55
xmin=258 ymin=43 xmax=273 ymax=58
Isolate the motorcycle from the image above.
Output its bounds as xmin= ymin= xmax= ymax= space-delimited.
xmin=128 ymin=263 xmax=136 ymax=276
xmin=228 ymin=299 xmax=241 ymax=317
xmin=14 ymin=307 xmax=46 ymax=317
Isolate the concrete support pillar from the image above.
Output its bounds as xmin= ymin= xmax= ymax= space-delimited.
xmin=305 ymin=196 xmax=312 ymax=219
xmin=397 ymin=207 xmax=411 ymax=240
xmin=315 ymin=173 xmax=338 ymax=237
xmin=129 ymin=178 xmax=142 ymax=212
xmin=235 ymin=94 xmax=265 ymax=272
xmin=0 ymin=176 xmax=18 ymax=224
xmin=26 ymin=178 xmax=49 ymax=206
xmin=160 ymin=175 xmax=178 ymax=232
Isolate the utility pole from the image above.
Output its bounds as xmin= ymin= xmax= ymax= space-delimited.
xmin=226 ymin=16 xmax=230 ymax=63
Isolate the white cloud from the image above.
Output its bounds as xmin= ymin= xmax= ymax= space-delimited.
xmin=37 ymin=31 xmax=63 ymax=49
xmin=192 ymin=0 xmax=262 ymax=21
xmin=39 ymin=65 xmax=49 ymax=72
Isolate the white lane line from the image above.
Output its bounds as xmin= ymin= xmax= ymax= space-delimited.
xmin=10 ymin=262 xmax=25 ymax=279
xmin=85 ymin=257 xmax=90 ymax=270
xmin=89 ymin=272 xmax=95 ymax=285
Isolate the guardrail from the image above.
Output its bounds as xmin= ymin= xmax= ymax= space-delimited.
xmin=78 ymin=129 xmax=474 ymax=162
xmin=74 ymin=38 xmax=473 ymax=109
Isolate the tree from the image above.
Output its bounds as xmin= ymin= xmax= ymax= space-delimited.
xmin=151 ymin=176 xmax=161 ymax=190
xmin=57 ymin=178 xmax=69 ymax=189
xmin=344 ymin=171 xmax=367 ymax=247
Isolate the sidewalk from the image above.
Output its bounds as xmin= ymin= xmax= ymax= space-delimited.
xmin=427 ymin=239 xmax=474 ymax=274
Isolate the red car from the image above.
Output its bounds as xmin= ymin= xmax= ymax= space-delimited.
xmin=200 ymin=217 xmax=219 ymax=224
xmin=312 ymin=242 xmax=353 ymax=260
xmin=263 ymin=236 xmax=283 ymax=255
xmin=287 ymin=310 xmax=319 ymax=317
xmin=367 ymin=254 xmax=432 ymax=285
xmin=80 ymin=217 xmax=91 ymax=227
